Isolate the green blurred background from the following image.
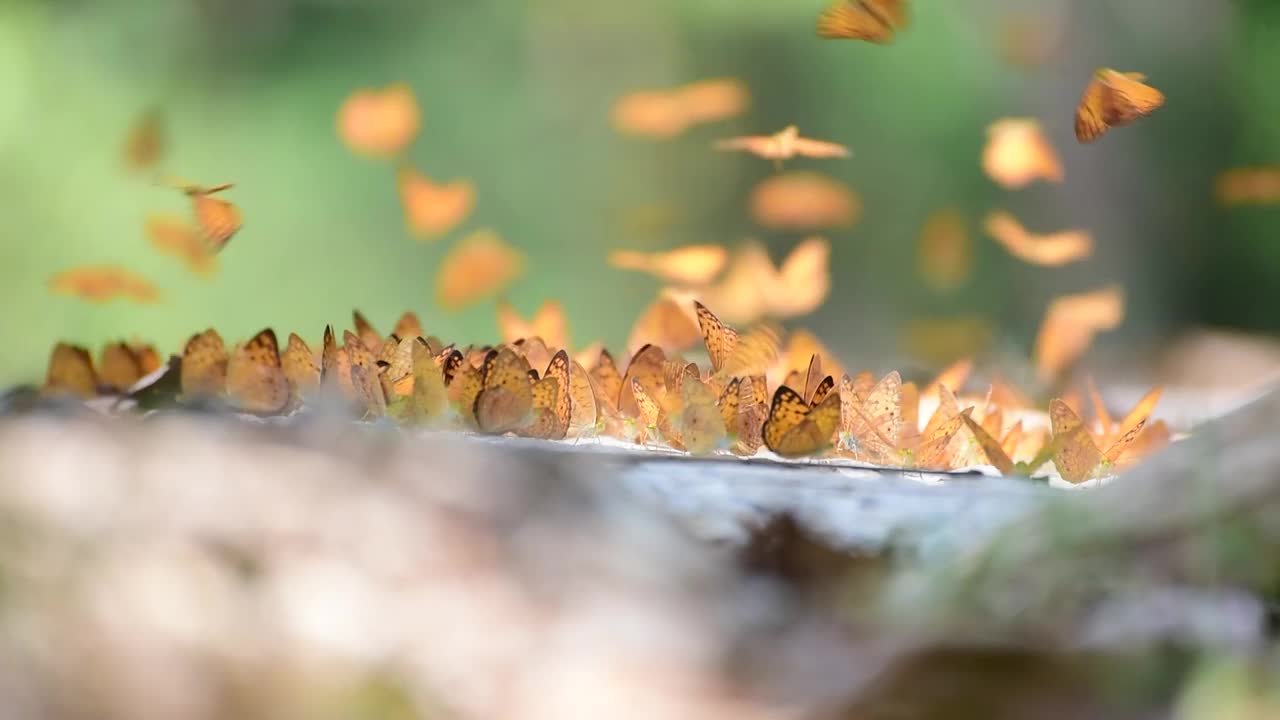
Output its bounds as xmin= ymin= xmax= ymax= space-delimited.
xmin=2 ymin=0 xmax=1278 ymax=386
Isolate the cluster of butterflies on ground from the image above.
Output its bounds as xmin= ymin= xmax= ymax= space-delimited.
xmin=39 ymin=299 xmax=1171 ymax=483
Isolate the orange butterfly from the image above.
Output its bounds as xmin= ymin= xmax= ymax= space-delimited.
xmin=917 ymin=208 xmax=971 ymax=291
xmin=336 ymin=83 xmax=421 ymax=158
xmin=123 ymin=108 xmax=165 ymax=172
xmin=750 ymin=172 xmax=861 ymax=230
xmin=984 ymin=211 xmax=1092 ymax=266
xmin=1049 ymin=399 xmax=1147 ymax=482
xmin=816 ymin=0 xmax=909 ymax=43
xmin=168 ymin=181 xmax=241 ymax=252
xmin=715 ymin=125 xmax=850 ymax=167
xmin=611 ymin=78 xmax=750 ymax=139
xmin=1215 ymin=167 xmax=1280 ymax=206
xmin=694 ymin=301 xmax=780 ymax=381
xmin=763 ymin=385 xmax=842 ymax=458
xmin=623 ymin=292 xmax=702 ymax=369
xmin=99 ymin=342 xmax=145 ymax=392
xmin=1075 ymin=69 xmax=1165 ymax=143
xmin=48 ymin=266 xmax=160 ymax=303
xmin=473 ymin=348 xmax=535 ymax=434
xmin=773 ymin=329 xmax=846 ymax=391
xmin=1034 ymin=286 xmax=1125 ymax=382
xmin=128 ymin=341 xmax=163 ymax=375
xmin=436 ymin=229 xmax=525 ymax=309
xmin=611 ymin=91 xmax=688 ymax=139
xmin=674 ymin=78 xmax=751 ymax=126
xmin=145 ymin=214 xmax=217 ymax=277
xmin=180 ymin=328 xmax=228 ymax=400
xmin=226 ymin=329 xmax=290 ymax=415
xmin=982 ymin=118 xmax=1063 ymax=189
xmin=697 ymin=237 xmax=831 ymax=324
xmin=497 ymin=299 xmax=569 ymax=350
xmin=43 ymin=343 xmax=97 ymax=398
xmin=398 ymin=165 xmax=475 ymax=239
xmin=281 ymin=333 xmax=321 ymax=408
xmin=608 ymin=245 xmax=728 ymax=286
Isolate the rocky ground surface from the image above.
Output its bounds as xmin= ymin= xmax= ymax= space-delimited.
xmin=1 ymin=385 xmax=1278 ymax=720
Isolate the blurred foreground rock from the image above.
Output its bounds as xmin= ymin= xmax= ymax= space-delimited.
xmin=0 ymin=385 xmax=1279 ymax=720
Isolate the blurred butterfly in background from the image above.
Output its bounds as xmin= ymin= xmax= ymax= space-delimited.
xmin=166 ymin=179 xmax=242 ymax=253
xmin=816 ymin=0 xmax=910 ymax=44
xmin=715 ymin=125 xmax=850 ymax=169
xmin=1075 ymin=69 xmax=1165 ymax=143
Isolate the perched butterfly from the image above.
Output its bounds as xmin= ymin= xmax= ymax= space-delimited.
xmin=376 ymin=337 xmax=416 ymax=398
xmin=281 ymin=332 xmax=321 ymax=408
xmin=839 ymin=371 xmax=905 ymax=465
xmin=982 ymin=118 xmax=1063 ymax=189
xmin=497 ymin=299 xmax=569 ymax=350
xmin=1086 ymin=383 xmax=1162 ymax=449
xmin=351 ymin=310 xmax=385 ymax=355
xmin=398 ymin=165 xmax=475 ymax=240
xmin=49 ymin=266 xmax=161 ymax=304
xmin=180 ymin=329 xmax=229 ymax=400
xmin=715 ymin=125 xmax=850 ymax=167
xmin=343 ymin=330 xmax=388 ymax=419
xmin=99 ymin=342 xmax=144 ymax=392
xmin=678 ymin=370 xmax=728 ymax=455
xmin=473 ymin=348 xmax=536 ymax=434
xmin=436 ymin=229 xmax=525 ymax=309
xmin=750 ymin=172 xmax=860 ymax=230
xmin=226 ymin=329 xmax=290 ymax=415
xmin=1215 ymin=166 xmax=1280 ymax=206
xmin=984 ymin=211 xmax=1092 ymax=267
xmin=917 ymin=208 xmax=971 ymax=291
xmin=958 ymin=411 xmax=1015 ymax=475
xmin=589 ymin=348 xmax=625 ymax=413
xmin=398 ymin=337 xmax=451 ymax=427
xmin=763 ymin=385 xmax=842 ymax=458
xmin=1074 ymin=69 xmax=1165 ymax=143
xmin=566 ymin=359 xmax=599 ymax=437
xmin=1049 ymin=398 xmax=1147 ymax=482
xmin=320 ymin=325 xmax=357 ymax=406
xmin=607 ymin=245 xmax=728 ymax=286
xmin=911 ymin=386 xmax=976 ymax=470
xmin=1034 ymin=286 xmax=1125 ymax=382
xmin=337 ymin=83 xmax=421 ymax=158
xmin=695 ymin=302 xmax=780 ymax=380
xmin=445 ymin=351 xmax=484 ymax=429
xmin=816 ymin=0 xmax=910 ymax=43
xmin=123 ymin=107 xmax=165 ymax=172
xmin=617 ymin=344 xmax=667 ymax=423
xmin=523 ymin=350 xmax=572 ymax=440
xmin=43 ymin=343 xmax=97 ymax=398
xmin=128 ymin=341 xmax=164 ymax=375
xmin=393 ymin=311 xmax=425 ymax=340
xmin=146 ymin=214 xmax=217 ymax=277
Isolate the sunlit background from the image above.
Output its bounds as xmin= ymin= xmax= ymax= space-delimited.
xmin=3 ymin=0 xmax=1279 ymax=387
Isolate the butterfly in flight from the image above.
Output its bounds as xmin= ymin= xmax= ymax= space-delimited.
xmin=715 ymin=125 xmax=850 ymax=169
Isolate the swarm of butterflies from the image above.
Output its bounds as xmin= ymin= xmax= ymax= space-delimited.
xmin=38 ymin=297 xmax=1171 ymax=484
xmin=42 ymin=0 xmax=1278 ymax=486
